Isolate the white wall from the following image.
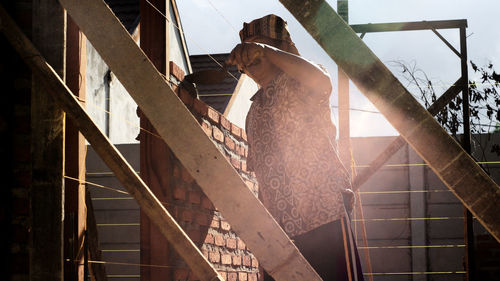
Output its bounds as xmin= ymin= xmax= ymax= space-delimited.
xmin=225 ymin=75 xmax=259 ymax=129
xmin=86 ymin=40 xmax=140 ymax=144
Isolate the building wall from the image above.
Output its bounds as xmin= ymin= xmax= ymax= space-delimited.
xmin=351 ymin=134 xmax=500 ymax=281
xmin=86 ymin=61 xmax=260 ymax=281
xmin=2 ymin=2 xmax=33 ymax=280
xmin=225 ymin=74 xmax=259 ymax=129
xmin=86 ymin=40 xmax=141 ymax=144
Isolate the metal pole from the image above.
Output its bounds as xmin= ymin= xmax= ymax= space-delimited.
xmin=460 ymin=26 xmax=475 ymax=281
xmin=337 ymin=0 xmax=351 ymax=173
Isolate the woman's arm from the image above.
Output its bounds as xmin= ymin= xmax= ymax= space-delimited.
xmin=227 ymin=42 xmax=332 ymax=95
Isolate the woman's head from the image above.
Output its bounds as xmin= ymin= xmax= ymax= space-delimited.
xmin=239 ymin=14 xmax=300 ymax=55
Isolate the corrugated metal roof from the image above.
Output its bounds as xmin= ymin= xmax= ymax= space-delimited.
xmin=190 ymin=54 xmax=242 ymax=114
xmin=105 ymin=0 xmax=140 ymax=34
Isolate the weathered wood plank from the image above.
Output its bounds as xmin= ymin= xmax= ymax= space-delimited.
xmin=56 ymin=0 xmax=321 ymax=280
xmin=138 ymin=1 xmax=171 ymax=280
xmin=0 ymin=6 xmax=222 ymax=281
xmin=278 ymin=0 xmax=500 ymax=243
xmin=30 ymin=1 xmax=65 ymax=280
xmin=65 ymin=15 xmax=87 ymax=281
xmin=353 ymin=77 xmax=464 ymax=190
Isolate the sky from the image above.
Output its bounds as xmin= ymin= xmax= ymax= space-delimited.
xmin=176 ymin=0 xmax=500 ymax=137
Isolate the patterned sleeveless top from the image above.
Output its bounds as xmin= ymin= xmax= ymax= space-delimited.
xmin=245 ymin=71 xmax=351 ymax=237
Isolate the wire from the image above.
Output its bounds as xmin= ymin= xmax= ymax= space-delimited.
xmin=364 ymin=271 xmax=466 ymax=276
xmin=68 ymin=258 xmax=179 ymax=269
xmin=352 ymin=217 xmax=464 ymax=222
xmin=358 ymin=189 xmax=450 ymax=194
xmin=65 ymin=175 xmax=129 ymax=195
xmin=358 ymin=244 xmax=465 ymax=249
xmin=353 ymin=161 xmax=500 ymax=168
xmin=204 ymin=0 xmax=239 ymax=33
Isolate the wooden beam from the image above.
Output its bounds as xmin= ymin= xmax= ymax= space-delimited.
xmin=86 ymin=190 xmax=108 ymax=281
xmin=352 ymin=77 xmax=464 ymax=190
xmin=65 ymin=15 xmax=87 ymax=281
xmin=278 ymin=0 xmax=500 ymax=243
xmin=30 ymin=1 xmax=66 ymax=280
xmin=138 ymin=1 xmax=171 ymax=280
xmin=350 ymin=19 xmax=468 ymax=34
xmin=57 ymin=0 xmax=321 ymax=280
xmin=0 ymin=6 xmax=222 ymax=281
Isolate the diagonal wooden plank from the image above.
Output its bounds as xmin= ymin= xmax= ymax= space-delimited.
xmin=353 ymin=77 xmax=464 ymax=190
xmin=0 ymin=6 xmax=222 ymax=281
xmin=56 ymin=0 xmax=320 ymax=280
xmin=278 ymin=0 xmax=500 ymax=243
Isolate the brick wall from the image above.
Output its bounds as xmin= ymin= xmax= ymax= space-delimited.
xmin=163 ymin=62 xmax=260 ymax=281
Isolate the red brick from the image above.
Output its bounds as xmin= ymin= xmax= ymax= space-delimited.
xmin=220 ymin=115 xmax=231 ymax=130
xmin=244 ymin=146 xmax=248 ymax=158
xmin=210 ymin=218 xmax=220 ymax=229
xmin=215 ymin=234 xmax=225 ymax=246
xmin=181 ymin=167 xmax=194 ymax=184
xmin=248 ymin=273 xmax=258 ymax=281
xmin=241 ymin=161 xmax=247 ymax=172
xmin=193 ymin=98 xmax=208 ymax=117
xmin=196 ymin=213 xmax=210 ymax=226
xmin=170 ymin=61 xmax=185 ymax=81
xmin=212 ymin=127 xmax=224 ymax=142
xmin=230 ymin=156 xmax=241 ymax=170
xmin=252 ymin=257 xmax=259 ymax=268
xmin=237 ymin=239 xmax=246 ymax=250
xmin=238 ymin=272 xmax=248 ymax=281
xmin=189 ymin=273 xmax=199 ymax=281
xmin=221 ymin=254 xmax=232 ymax=265
xmin=220 ymin=220 xmax=231 ymax=231
xmin=173 ymin=165 xmax=181 ymax=178
xmin=245 ymin=180 xmax=253 ymax=190
xmin=236 ymin=144 xmax=245 ymax=156
xmin=226 ymin=238 xmax=237 ymax=249
xmin=232 ymin=255 xmax=242 ymax=266
xmin=174 ymin=268 xmax=189 ymax=280
xmin=225 ymin=136 xmax=235 ymax=151
xmin=231 ymin=124 xmax=242 ymax=138
xmin=204 ymin=233 xmax=215 ymax=244
xmin=188 ymin=191 xmax=201 ymax=204
xmin=179 ymin=87 xmax=194 ymax=107
xmin=188 ymin=229 xmax=201 ymax=243
xmin=219 ymin=272 xmax=227 ymax=281
xmin=209 ymin=251 xmax=220 ymax=263
xmin=202 ymin=249 xmax=209 ymax=258
xmin=173 ymin=186 xmax=186 ymax=200
xmin=201 ymin=196 xmax=214 ymax=210
xmin=242 ymin=256 xmax=251 ymax=266
xmin=208 ymin=107 xmax=220 ymax=123
xmin=241 ymin=129 xmax=247 ymax=141
xmin=201 ymin=121 xmax=212 ymax=137
xmin=182 ymin=210 xmax=193 ymax=222
xmin=227 ymin=272 xmax=237 ymax=281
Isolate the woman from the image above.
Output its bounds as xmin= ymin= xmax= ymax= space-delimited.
xmin=227 ymin=15 xmax=364 ymax=281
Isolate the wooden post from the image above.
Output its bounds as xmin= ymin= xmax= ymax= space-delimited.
xmin=65 ymin=15 xmax=87 ymax=281
xmin=56 ymin=0 xmax=322 ymax=280
xmin=139 ymin=1 xmax=172 ymax=280
xmin=278 ymin=0 xmax=500 ymax=243
xmin=30 ymin=1 xmax=66 ymax=280
xmin=0 ymin=6 xmax=223 ymax=281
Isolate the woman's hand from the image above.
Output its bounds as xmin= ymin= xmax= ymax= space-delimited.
xmin=227 ymin=42 xmax=265 ymax=73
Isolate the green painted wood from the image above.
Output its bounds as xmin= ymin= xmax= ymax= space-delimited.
xmin=278 ymin=0 xmax=500 ymax=243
